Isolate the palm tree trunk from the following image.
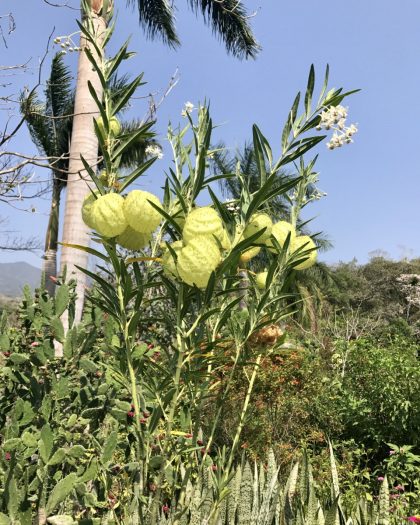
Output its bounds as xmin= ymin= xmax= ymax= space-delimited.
xmin=59 ymin=8 xmax=106 ymax=329
xmin=42 ymin=179 xmax=61 ymax=296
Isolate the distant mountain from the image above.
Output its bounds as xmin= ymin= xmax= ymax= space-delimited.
xmin=0 ymin=262 xmax=41 ymax=297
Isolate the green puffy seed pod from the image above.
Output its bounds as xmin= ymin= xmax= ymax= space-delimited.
xmin=290 ymin=235 xmax=317 ymax=270
xmin=177 ymin=237 xmax=221 ymax=288
xmin=91 ymin=193 xmax=127 ymax=237
xmin=182 ymin=207 xmax=224 ymax=244
xmin=161 ymin=240 xmax=183 ymax=278
xmin=255 ymin=271 xmax=268 ymax=290
xmin=124 ymin=190 xmax=162 ymax=234
xmin=266 ymin=221 xmax=296 ymax=253
xmin=81 ymin=192 xmax=98 ymax=229
xmin=96 ymin=115 xmax=121 ymax=137
xmin=244 ymin=213 xmax=273 ymax=242
xmin=116 ymin=227 xmax=151 ymax=250
xmin=240 ymin=246 xmax=261 ymax=263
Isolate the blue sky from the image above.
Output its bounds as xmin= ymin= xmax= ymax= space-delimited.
xmin=1 ymin=0 xmax=419 ymax=268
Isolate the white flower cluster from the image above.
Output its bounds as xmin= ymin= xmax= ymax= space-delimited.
xmin=181 ymin=101 xmax=194 ymax=117
xmin=145 ymin=144 xmax=163 ymax=159
xmin=316 ymin=105 xmax=358 ymax=150
xmin=225 ymin=200 xmax=240 ymax=214
xmin=396 ymin=274 xmax=420 ymax=308
xmin=54 ymin=35 xmax=81 ymax=54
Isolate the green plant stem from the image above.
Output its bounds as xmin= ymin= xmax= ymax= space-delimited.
xmin=151 ymin=288 xmax=187 ymax=525
xmin=115 ymin=269 xmax=145 ymax=523
xmin=226 ymin=352 xmax=262 ymax=473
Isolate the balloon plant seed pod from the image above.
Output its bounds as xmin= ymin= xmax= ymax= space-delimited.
xmin=124 ymin=190 xmax=162 ymax=234
xmin=243 ymin=212 xmax=273 ymax=242
xmin=116 ymin=227 xmax=152 ymax=251
xmin=239 ymin=246 xmax=261 ymax=263
xmin=81 ymin=192 xmax=99 ymax=229
xmin=255 ymin=271 xmax=268 ymax=290
xmin=95 ymin=115 xmax=121 ymax=137
xmin=265 ymin=221 xmax=296 ymax=253
xmin=91 ymin=193 xmax=127 ymax=237
xmin=182 ymin=207 xmax=224 ymax=244
xmin=290 ymin=235 xmax=317 ymax=270
xmin=177 ymin=236 xmax=221 ymax=288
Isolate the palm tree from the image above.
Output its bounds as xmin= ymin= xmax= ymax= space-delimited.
xmin=213 ymin=142 xmax=334 ymax=331
xmin=21 ymin=54 xmax=73 ymax=296
xmin=59 ymin=0 xmax=260 ymax=324
xmin=22 ymin=53 xmax=155 ymax=296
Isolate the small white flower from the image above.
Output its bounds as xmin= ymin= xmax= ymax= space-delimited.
xmin=145 ymin=144 xmax=163 ymax=159
xmin=181 ymin=101 xmax=194 ymax=117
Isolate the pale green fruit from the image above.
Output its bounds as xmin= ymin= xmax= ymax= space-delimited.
xmin=161 ymin=240 xmax=183 ymax=278
xmin=81 ymin=192 xmax=98 ymax=229
xmin=96 ymin=115 xmax=121 ymax=137
xmin=240 ymin=246 xmax=261 ymax=263
xmin=124 ymin=190 xmax=162 ymax=234
xmin=182 ymin=207 xmax=224 ymax=244
xmin=177 ymin=237 xmax=221 ymax=288
xmin=91 ymin=193 xmax=127 ymax=237
xmin=116 ymin=227 xmax=151 ymax=250
xmin=244 ymin=213 xmax=273 ymax=242
xmin=290 ymin=235 xmax=317 ymax=270
xmin=266 ymin=221 xmax=296 ymax=252
xmin=255 ymin=271 xmax=268 ymax=290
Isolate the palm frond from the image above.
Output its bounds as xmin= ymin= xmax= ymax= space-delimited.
xmin=187 ymin=0 xmax=260 ymax=59
xmin=126 ymin=0 xmax=179 ymax=47
xmin=45 ymin=54 xmax=73 ymax=121
xmin=20 ymin=91 xmax=51 ymax=156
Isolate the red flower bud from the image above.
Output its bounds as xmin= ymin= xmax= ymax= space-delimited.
xmin=197 ymin=439 xmax=204 ymax=446
xmin=2 ymin=352 xmax=10 ymax=358
xmin=143 ymin=410 xmax=150 ymax=418
xmin=140 ymin=418 xmax=147 ymax=424
xmin=211 ymin=465 xmax=217 ymax=471
xmin=162 ymin=505 xmax=169 ymax=513
xmin=5 ymin=452 xmax=11 ymax=461
xmin=127 ymin=411 xmax=135 ymax=418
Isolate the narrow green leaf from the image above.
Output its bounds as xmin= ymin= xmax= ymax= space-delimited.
xmin=59 ymin=242 xmax=109 ymax=263
xmin=118 ymin=156 xmax=156 ymax=192
xmin=252 ymin=124 xmax=268 ymax=186
xmin=112 ymin=76 xmax=142 ymax=115
xmin=304 ymin=65 xmax=315 ymax=117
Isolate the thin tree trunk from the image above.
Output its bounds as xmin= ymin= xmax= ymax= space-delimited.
xmin=59 ymin=8 xmax=106 ymax=329
xmin=42 ymin=179 xmax=61 ymax=296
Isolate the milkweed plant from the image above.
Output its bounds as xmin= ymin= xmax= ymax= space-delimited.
xmin=6 ymin=8 xmax=359 ymax=524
